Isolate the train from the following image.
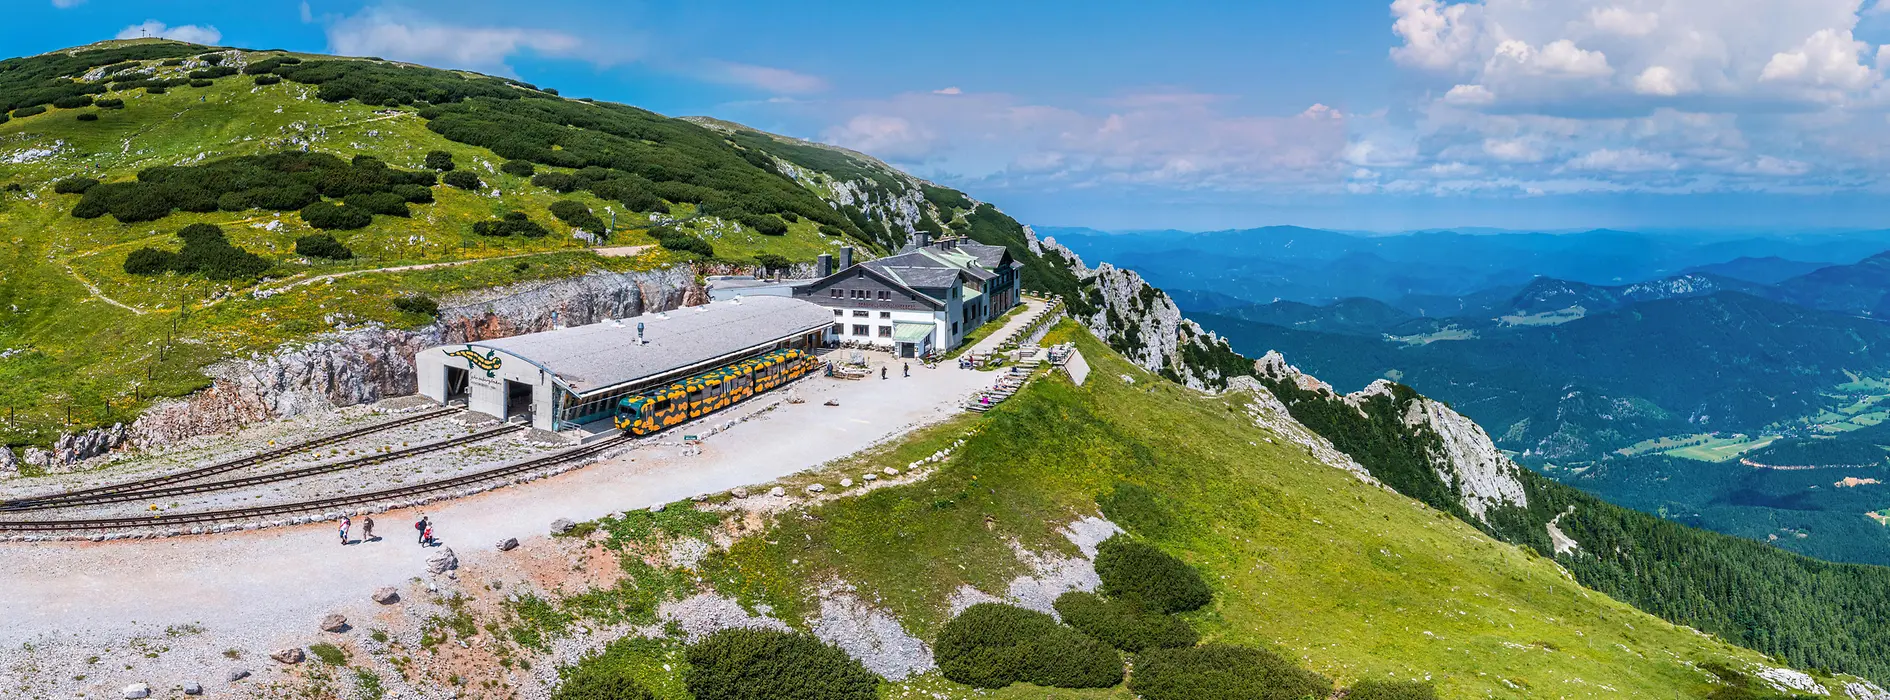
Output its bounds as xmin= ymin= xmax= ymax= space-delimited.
xmin=613 ymin=348 xmax=820 ymax=436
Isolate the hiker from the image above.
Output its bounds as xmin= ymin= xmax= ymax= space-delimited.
xmin=338 ymin=516 xmax=351 ymax=546
xmin=414 ymin=514 xmax=430 ymax=545
xmin=903 ymin=363 xmax=910 ymax=377
xmin=422 ymin=523 xmax=435 ymax=547
xmin=361 ymin=516 xmax=376 ymax=542
xmin=880 ymin=366 xmax=887 ymax=380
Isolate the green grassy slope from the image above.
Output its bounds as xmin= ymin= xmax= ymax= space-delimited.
xmin=533 ymin=323 xmax=1864 ymax=699
xmin=0 ymin=40 xmax=923 ymax=448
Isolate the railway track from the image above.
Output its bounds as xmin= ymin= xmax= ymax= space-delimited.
xmin=0 ymin=423 xmax=524 ymax=513
xmin=0 ymin=407 xmax=462 ymax=511
xmin=0 ymin=434 xmax=633 ymax=533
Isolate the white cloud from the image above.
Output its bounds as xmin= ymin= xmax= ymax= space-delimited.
xmin=1735 ymin=155 xmax=1812 ymax=175
xmin=324 ymin=8 xmax=594 ymax=75
xmin=1483 ymin=138 xmax=1543 ymax=162
xmin=1590 ymin=7 xmax=1659 ymax=36
xmin=299 ymin=2 xmax=313 ymax=23
xmin=702 ymin=62 xmax=827 ymax=95
xmin=1759 ymin=28 xmax=1874 ymax=89
xmin=1391 ymin=0 xmax=1481 ymax=72
xmin=933 ymin=86 xmax=963 ymax=95
xmin=115 ymin=21 xmax=222 ymax=45
xmin=1633 ymin=66 xmax=1683 ymax=95
xmin=1444 ymin=83 xmax=1496 ymax=105
xmin=51 ymin=0 xmax=84 ymax=8
xmin=1566 ymin=148 xmax=1680 ymax=172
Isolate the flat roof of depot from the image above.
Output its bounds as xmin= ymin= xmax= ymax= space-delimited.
xmin=467 ymin=296 xmax=834 ymax=395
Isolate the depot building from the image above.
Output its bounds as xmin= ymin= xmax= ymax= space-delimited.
xmin=415 ymin=296 xmax=836 ymax=432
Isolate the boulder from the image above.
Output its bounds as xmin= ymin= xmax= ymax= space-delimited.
xmin=649 ymin=503 xmax=666 ymax=513
xmin=122 ymin=683 xmax=150 ymax=699
xmin=426 ymin=547 xmax=458 ymax=574
xmin=839 ymin=478 xmax=854 ymax=488
xmin=270 ymin=648 xmax=304 ymax=664
xmin=495 ymin=537 xmax=518 ymax=552
xmin=730 ymin=487 xmax=749 ymax=499
xmin=550 ymin=518 xmax=576 ymax=535
xmin=372 ymin=586 xmax=399 ymax=604
xmin=769 ymin=486 xmax=786 ymax=497
xmin=0 ymin=447 xmax=18 ymax=478
xmin=183 ymin=681 xmax=203 ymax=695
xmin=226 ymin=668 xmax=251 ymax=682
xmin=319 ymin=613 xmax=348 ymax=632
xmin=805 ymin=483 xmax=825 ymax=493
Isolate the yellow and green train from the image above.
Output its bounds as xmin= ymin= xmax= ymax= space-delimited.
xmin=613 ymin=349 xmax=819 ymax=436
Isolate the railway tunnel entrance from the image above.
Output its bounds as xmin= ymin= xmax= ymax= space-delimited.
xmin=504 ymin=380 xmax=535 ymax=422
xmin=444 ymin=367 xmax=469 ymax=404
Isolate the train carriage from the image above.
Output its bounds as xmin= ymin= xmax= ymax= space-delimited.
xmin=613 ymin=349 xmax=818 ymax=436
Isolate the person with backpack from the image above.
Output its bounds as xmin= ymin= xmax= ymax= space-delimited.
xmin=414 ymin=514 xmax=429 ymax=545
xmin=338 ymin=516 xmax=351 ymax=546
xmin=361 ymin=516 xmax=376 ymax=542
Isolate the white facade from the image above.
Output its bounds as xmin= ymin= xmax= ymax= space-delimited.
xmin=415 ymin=344 xmax=559 ymax=429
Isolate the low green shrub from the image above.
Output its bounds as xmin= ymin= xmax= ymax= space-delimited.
xmin=1095 ymin=535 xmax=1212 ymax=614
xmin=12 ymin=105 xmax=47 ymax=118
xmin=393 ymin=295 xmax=439 ymax=317
xmin=424 ymin=150 xmax=456 ymax=171
xmin=53 ymin=177 xmax=99 ymax=195
xmin=95 ymin=98 xmax=125 ymax=109
xmin=1344 ymin=679 xmax=1439 ymax=700
xmin=1129 ymin=644 xmax=1332 ymax=700
xmin=532 ymin=171 xmax=579 ymax=192
xmin=684 ymin=628 xmax=879 ymax=700
xmin=299 ymin=201 xmax=375 ymax=230
xmin=76 ymin=113 xmax=99 ymax=121
xmin=294 ymin=234 xmax=353 ymax=260
xmin=500 ymin=160 xmax=536 ymax=177
xmin=1052 ymin=591 xmax=1197 ymax=652
xmin=172 ymin=223 xmax=272 ymax=280
xmin=145 ymin=86 xmax=167 ymax=95
xmin=934 ymin=603 xmax=1123 ymax=689
xmin=188 ymin=79 xmax=214 ymax=88
xmin=649 ymin=226 xmax=713 ymax=258
xmin=742 ymin=214 xmax=788 ymax=236
xmin=52 ymin=94 xmax=94 ymax=109
xmin=123 ymin=247 xmax=178 ymax=275
xmin=553 ymin=670 xmax=655 ymax=700
xmin=548 ymin=200 xmax=606 ymax=233
xmin=442 ymin=170 xmax=482 ymax=190
xmin=392 ymin=183 xmax=434 ymax=204
xmin=254 ymin=74 xmax=283 ymax=86
xmin=754 ymin=253 xmax=790 ymax=273
xmin=472 ymin=211 xmax=549 ymax=237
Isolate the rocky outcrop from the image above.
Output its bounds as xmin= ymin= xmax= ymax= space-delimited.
xmin=437 ymin=266 xmax=700 ymax=343
xmin=1226 ymin=376 xmax=1375 ymax=484
xmin=426 ymin=547 xmax=458 ymax=574
xmin=0 ymin=447 xmax=18 ymax=478
xmin=1254 ymin=352 xmax=1528 ymax=523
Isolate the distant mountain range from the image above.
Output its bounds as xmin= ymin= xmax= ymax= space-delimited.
xmin=1044 ymin=226 xmax=1890 ymax=309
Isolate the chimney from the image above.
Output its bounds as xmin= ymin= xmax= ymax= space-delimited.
xmin=839 ymin=246 xmax=854 ymax=271
xmin=816 ymin=253 xmax=834 ymax=278
xmin=916 ymin=231 xmax=931 ymax=249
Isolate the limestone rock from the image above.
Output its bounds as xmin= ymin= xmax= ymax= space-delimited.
xmin=551 ymin=518 xmax=576 ymax=534
xmin=769 ymin=486 xmax=786 ymax=497
xmin=372 ymin=586 xmax=400 ymax=604
xmin=495 ymin=537 xmax=518 ymax=552
xmin=805 ymin=483 xmax=825 ymax=493
xmin=839 ymin=478 xmax=854 ymax=488
xmin=319 ymin=613 xmax=348 ymax=632
xmin=226 ymin=668 xmax=250 ymax=682
xmin=183 ymin=681 xmax=203 ymax=695
xmin=426 ymin=547 xmax=458 ymax=574
xmin=121 ymin=683 xmax=150 ymax=699
xmin=270 ymin=648 xmax=304 ymax=664
xmin=0 ymin=447 xmax=18 ymax=478
xmin=730 ymin=487 xmax=749 ymax=499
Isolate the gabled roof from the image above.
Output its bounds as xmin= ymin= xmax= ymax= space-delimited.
xmin=795 ymin=264 xmax=947 ymax=309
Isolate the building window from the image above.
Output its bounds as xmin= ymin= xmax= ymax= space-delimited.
xmin=852 ymin=324 xmax=869 ymax=336
xmin=951 ymin=322 xmax=959 ymax=334
xmin=879 ymin=311 xmax=891 ymax=319
xmin=878 ymin=326 xmax=893 ymax=338
xmin=852 ymin=310 xmax=868 ymax=317
xmin=852 ymin=289 xmax=865 ymax=299
xmin=830 ymin=289 xmax=842 ymax=298
xmin=832 ymin=323 xmax=845 ymax=334
xmin=833 ymin=309 xmax=843 ymax=316
xmin=877 ymin=291 xmax=889 ymax=300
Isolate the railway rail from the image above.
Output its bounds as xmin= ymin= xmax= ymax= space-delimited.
xmin=0 ymin=407 xmax=462 ymax=511
xmin=0 ymin=434 xmax=633 ymax=533
xmin=0 ymin=423 xmax=524 ymax=513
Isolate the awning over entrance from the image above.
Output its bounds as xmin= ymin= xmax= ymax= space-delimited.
xmin=893 ymin=323 xmax=934 ymax=343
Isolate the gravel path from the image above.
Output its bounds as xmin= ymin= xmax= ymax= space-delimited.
xmin=0 ymin=359 xmax=989 ymax=697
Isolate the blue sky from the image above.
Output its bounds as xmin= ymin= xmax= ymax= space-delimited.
xmin=12 ymin=0 xmax=1890 ymax=232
